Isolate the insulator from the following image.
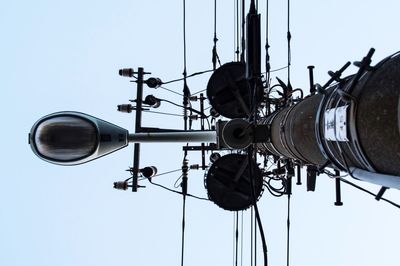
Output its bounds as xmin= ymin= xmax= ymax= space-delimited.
xmin=209 ymin=107 xmax=220 ymax=118
xmin=182 ymin=160 xmax=189 ymax=177
xmin=183 ymin=108 xmax=189 ymax=120
xmin=145 ymin=77 xmax=162 ymax=88
xmin=140 ymin=166 xmax=157 ymax=178
xmin=143 ymin=95 xmax=161 ymax=108
xmin=181 ymin=159 xmax=189 ymax=195
xmin=189 ymin=115 xmax=199 ymax=120
xmin=114 ymin=181 xmax=129 ymax=190
xmin=119 ymin=68 xmax=135 ymax=77
xmin=189 ymin=96 xmax=198 ymax=101
xmin=209 ymin=152 xmax=221 ymax=163
xmin=117 ymin=104 xmax=133 ymax=113
xmin=190 ymin=164 xmax=200 ymax=170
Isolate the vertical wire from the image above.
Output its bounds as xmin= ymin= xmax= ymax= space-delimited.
xmin=214 ymin=0 xmax=217 ymax=38
xmin=250 ymin=207 xmax=254 ymax=266
xmin=180 ymin=195 xmax=186 ymax=266
xmin=241 ymin=211 xmax=244 ymax=266
xmin=183 ymin=0 xmax=187 ymax=76
xmin=212 ymin=0 xmax=220 ymax=70
xmin=235 ymin=0 xmax=240 ymax=61
xmin=181 ymin=3 xmax=188 ymax=266
xmin=236 ymin=0 xmax=240 ymax=61
xmin=235 ymin=212 xmax=239 ymax=266
xmin=254 ymin=207 xmax=257 ymax=266
xmin=240 ymin=0 xmax=245 ymax=62
xmin=265 ymin=0 xmax=270 ymax=84
xmin=234 ymin=0 xmax=236 ymax=60
xmin=286 ymin=0 xmax=292 ymax=85
xmin=233 ymin=212 xmax=236 ymax=266
xmin=265 ymin=0 xmax=271 ymax=115
xmin=286 ymin=194 xmax=291 ymax=266
xmin=182 ymin=0 xmax=189 ymax=131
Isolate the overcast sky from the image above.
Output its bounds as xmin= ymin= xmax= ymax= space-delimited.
xmin=2 ymin=1 xmax=400 ymax=266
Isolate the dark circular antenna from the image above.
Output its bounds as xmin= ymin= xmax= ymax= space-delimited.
xmin=207 ymin=62 xmax=262 ymax=118
xmin=205 ymin=153 xmax=263 ymax=211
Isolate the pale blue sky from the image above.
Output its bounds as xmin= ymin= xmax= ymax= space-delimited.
xmin=2 ymin=1 xmax=400 ymax=266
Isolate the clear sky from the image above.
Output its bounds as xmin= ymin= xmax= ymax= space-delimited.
xmin=2 ymin=0 xmax=400 ymax=266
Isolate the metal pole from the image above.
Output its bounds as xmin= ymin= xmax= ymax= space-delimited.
xmin=200 ymin=93 xmax=206 ymax=169
xmin=132 ymin=67 xmax=144 ymax=191
xmin=128 ymin=131 xmax=217 ymax=143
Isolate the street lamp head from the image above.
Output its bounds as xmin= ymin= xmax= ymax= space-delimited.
xmin=29 ymin=111 xmax=129 ymax=166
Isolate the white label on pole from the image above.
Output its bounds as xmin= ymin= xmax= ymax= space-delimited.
xmin=324 ymin=108 xmax=336 ymax=141
xmin=324 ymin=105 xmax=349 ymax=142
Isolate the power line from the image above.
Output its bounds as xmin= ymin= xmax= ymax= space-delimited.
xmin=148 ymin=180 xmax=209 ymax=201
xmin=240 ymin=211 xmax=244 ymax=266
xmin=212 ymin=0 xmax=221 ymax=70
xmin=142 ymin=110 xmax=183 ymax=117
xmin=160 ymin=86 xmax=184 ymax=97
xmin=235 ymin=211 xmax=239 ymax=266
xmin=162 ymin=69 xmax=214 ymax=85
xmin=180 ymin=194 xmax=186 ymax=266
xmin=286 ymin=0 xmax=292 ymax=85
xmin=339 ymin=178 xmax=400 ymax=209
xmin=286 ymin=193 xmax=291 ymax=266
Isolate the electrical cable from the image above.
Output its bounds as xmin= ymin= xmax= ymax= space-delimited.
xmin=263 ymin=177 xmax=286 ymax=197
xmin=159 ymin=98 xmax=208 ymax=119
xmin=153 ymin=169 xmax=182 ymax=178
xmin=271 ymin=65 xmax=289 ymax=73
xmin=212 ymin=0 xmax=221 ymax=70
xmin=250 ymin=207 xmax=254 ymax=266
xmin=181 ymin=193 xmax=186 ymax=266
xmin=162 ymin=70 xmax=214 ymax=85
xmin=240 ymin=211 xmax=244 ymax=266
xmin=142 ymin=110 xmax=183 ymax=117
xmin=181 ymin=0 xmax=191 ymax=133
xmin=232 ymin=213 xmax=235 ymax=266
xmin=265 ymin=0 xmax=271 ymax=88
xmin=160 ymin=86 xmax=185 ymax=97
xmin=288 ymin=88 xmax=304 ymax=99
xmin=339 ymin=177 xmax=400 ymax=209
xmin=148 ymin=180 xmax=209 ymax=201
xmin=191 ymin=88 xmax=207 ymax=95
xmin=261 ymin=65 xmax=289 ymax=74
xmin=248 ymin=148 xmax=268 ymax=266
xmin=235 ymin=211 xmax=239 ymax=266
xmin=286 ymin=0 xmax=292 ymax=85
xmin=235 ymin=0 xmax=240 ymax=61
xmin=240 ymin=0 xmax=245 ymax=62
xmin=174 ymin=174 xmax=183 ymax=188
xmin=337 ymin=151 xmax=400 ymax=209
xmin=182 ymin=0 xmax=187 ymax=79
xmin=254 ymin=205 xmax=257 ymax=266
xmin=286 ymin=193 xmax=291 ymax=266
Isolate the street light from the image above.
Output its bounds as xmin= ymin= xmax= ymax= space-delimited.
xmin=29 ymin=111 xmax=129 ymax=166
